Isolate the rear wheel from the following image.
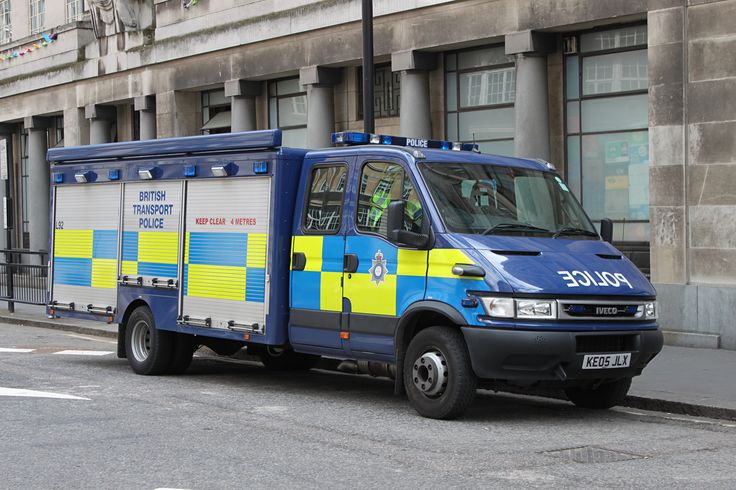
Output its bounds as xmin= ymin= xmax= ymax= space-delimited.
xmin=565 ymin=377 xmax=632 ymax=409
xmin=125 ymin=306 xmax=173 ymax=375
xmin=403 ymin=326 xmax=477 ymax=420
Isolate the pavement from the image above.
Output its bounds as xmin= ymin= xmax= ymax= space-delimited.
xmin=1 ymin=301 xmax=735 ymax=421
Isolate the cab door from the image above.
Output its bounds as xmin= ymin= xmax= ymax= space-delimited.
xmin=289 ymin=160 xmax=350 ymax=351
xmin=342 ymin=158 xmax=429 ymax=357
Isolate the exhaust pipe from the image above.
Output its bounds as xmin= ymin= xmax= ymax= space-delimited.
xmin=337 ymin=360 xmax=396 ymax=379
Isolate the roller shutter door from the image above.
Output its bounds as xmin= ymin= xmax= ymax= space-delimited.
xmin=51 ymin=183 xmax=121 ymax=313
xmin=120 ymin=181 xmax=183 ymax=288
xmin=181 ymin=177 xmax=271 ymax=330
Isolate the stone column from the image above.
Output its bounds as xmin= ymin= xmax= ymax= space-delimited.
xmin=225 ymin=80 xmax=262 ymax=133
xmin=85 ymin=104 xmax=117 ymax=145
xmin=135 ymin=96 xmax=157 ymax=140
xmin=300 ymin=66 xmax=341 ymax=149
xmin=392 ymin=50 xmax=437 ymax=139
xmin=505 ymin=31 xmax=554 ymax=160
xmin=155 ymin=91 xmax=201 ymax=138
xmin=24 ymin=116 xmax=52 ymax=252
xmin=63 ymin=108 xmax=89 ymax=147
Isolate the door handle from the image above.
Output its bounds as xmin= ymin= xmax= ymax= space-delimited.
xmin=343 ymin=254 xmax=359 ymax=273
xmin=292 ymin=252 xmax=306 ymax=271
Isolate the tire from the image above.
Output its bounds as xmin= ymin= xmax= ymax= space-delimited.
xmin=254 ymin=345 xmax=321 ymax=371
xmin=124 ymin=306 xmax=174 ymax=375
xmin=167 ymin=334 xmax=197 ymax=374
xmin=565 ymin=377 xmax=632 ymax=410
xmin=403 ymin=326 xmax=477 ymax=420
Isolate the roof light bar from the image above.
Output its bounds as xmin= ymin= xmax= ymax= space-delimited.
xmin=331 ymin=132 xmax=479 ymax=153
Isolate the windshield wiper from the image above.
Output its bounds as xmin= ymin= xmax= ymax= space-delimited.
xmin=482 ymin=223 xmax=552 ymax=236
xmin=552 ymin=227 xmax=600 ymax=239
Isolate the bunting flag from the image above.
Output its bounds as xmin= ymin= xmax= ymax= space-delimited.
xmin=0 ymin=32 xmax=58 ymax=63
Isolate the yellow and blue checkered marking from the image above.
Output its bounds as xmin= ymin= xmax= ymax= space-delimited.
xmin=183 ymin=232 xmax=266 ymax=303
xmin=290 ymin=235 xmax=489 ymax=319
xmin=121 ymin=231 xmax=179 ymax=278
xmin=291 ymin=235 xmax=345 ymax=312
xmin=54 ymin=229 xmax=118 ymax=289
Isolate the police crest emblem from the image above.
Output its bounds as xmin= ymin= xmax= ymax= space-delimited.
xmin=369 ymin=250 xmax=388 ymax=286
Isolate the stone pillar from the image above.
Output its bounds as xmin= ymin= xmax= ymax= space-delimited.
xmin=24 ymin=116 xmax=52 ymax=252
xmin=505 ymin=31 xmax=554 ymax=160
xmin=63 ymin=108 xmax=89 ymax=147
xmin=392 ymin=50 xmax=437 ymax=139
xmin=156 ymin=91 xmax=201 ymax=138
xmin=300 ymin=66 xmax=341 ymax=149
xmin=224 ymin=80 xmax=261 ymax=133
xmin=135 ymin=95 xmax=157 ymax=140
xmin=85 ymin=104 xmax=117 ymax=145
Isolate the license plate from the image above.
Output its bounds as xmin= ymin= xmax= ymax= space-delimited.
xmin=582 ymin=353 xmax=631 ymax=370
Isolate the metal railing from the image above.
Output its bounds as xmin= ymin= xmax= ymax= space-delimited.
xmin=0 ymin=249 xmax=49 ymax=312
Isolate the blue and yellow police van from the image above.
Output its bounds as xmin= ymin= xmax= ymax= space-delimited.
xmin=46 ymin=129 xmax=662 ymax=419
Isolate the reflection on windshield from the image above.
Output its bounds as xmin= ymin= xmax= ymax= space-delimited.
xmin=419 ymin=162 xmax=596 ymax=237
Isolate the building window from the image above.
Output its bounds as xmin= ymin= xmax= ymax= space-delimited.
xmin=29 ymin=0 xmax=44 ymax=34
xmin=0 ymin=0 xmax=11 ymax=44
xmin=268 ymin=77 xmax=307 ymax=147
xmin=445 ymin=46 xmax=516 ymax=156
xmin=53 ymin=116 xmax=64 ymax=147
xmin=201 ymin=89 xmax=231 ymax=134
xmin=564 ymin=24 xmax=649 ymax=243
xmin=65 ymin=0 xmax=86 ymax=23
xmin=357 ymin=64 xmax=401 ymax=119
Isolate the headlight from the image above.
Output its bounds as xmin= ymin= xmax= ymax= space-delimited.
xmin=480 ymin=297 xmax=514 ymax=318
xmin=644 ymin=301 xmax=657 ymax=319
xmin=480 ymin=297 xmax=556 ymax=319
xmin=516 ymin=299 xmax=557 ymax=319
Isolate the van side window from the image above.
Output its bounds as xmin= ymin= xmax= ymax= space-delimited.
xmin=357 ymin=162 xmax=423 ymax=236
xmin=303 ymin=165 xmax=347 ymax=233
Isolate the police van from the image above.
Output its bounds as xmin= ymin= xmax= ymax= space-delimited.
xmin=47 ymin=129 xmax=662 ymax=419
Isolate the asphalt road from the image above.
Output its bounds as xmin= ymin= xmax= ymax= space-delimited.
xmin=1 ymin=323 xmax=735 ymax=489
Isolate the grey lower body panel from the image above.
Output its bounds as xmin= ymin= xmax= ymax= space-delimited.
xmin=461 ymin=326 xmax=663 ymax=383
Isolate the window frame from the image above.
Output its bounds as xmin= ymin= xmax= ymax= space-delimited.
xmin=0 ymin=0 xmax=11 ymax=45
xmin=28 ymin=0 xmax=44 ymax=35
xmin=301 ymin=163 xmax=349 ymax=236
xmin=268 ymin=76 xmax=308 ymax=132
xmin=354 ymin=159 xmax=428 ymax=244
xmin=445 ymin=45 xmax=517 ymax=153
xmin=65 ymin=0 xmax=86 ymax=24
xmin=563 ymin=22 xmax=650 ymax=230
xmin=357 ymin=63 xmax=401 ymax=120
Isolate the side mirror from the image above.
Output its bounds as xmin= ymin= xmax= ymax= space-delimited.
xmin=386 ymin=200 xmax=404 ymax=243
xmin=600 ymin=218 xmax=613 ymax=243
xmin=387 ymin=200 xmax=429 ymax=249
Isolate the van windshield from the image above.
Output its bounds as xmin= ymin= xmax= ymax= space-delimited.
xmin=418 ymin=162 xmax=597 ymax=237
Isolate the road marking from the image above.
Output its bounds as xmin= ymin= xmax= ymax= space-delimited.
xmin=53 ymin=350 xmax=114 ymax=356
xmin=0 ymin=347 xmax=35 ymax=353
xmin=0 ymin=387 xmax=90 ymax=400
xmin=65 ymin=333 xmax=117 ymax=345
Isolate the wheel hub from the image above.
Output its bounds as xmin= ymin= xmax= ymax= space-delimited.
xmin=412 ymin=350 xmax=448 ymax=397
xmin=131 ymin=320 xmax=152 ymax=362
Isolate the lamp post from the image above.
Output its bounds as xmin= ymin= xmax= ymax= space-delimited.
xmin=362 ymin=0 xmax=374 ymax=133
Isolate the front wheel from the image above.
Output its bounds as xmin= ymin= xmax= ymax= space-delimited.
xmin=404 ymin=326 xmax=477 ymax=420
xmin=565 ymin=377 xmax=632 ymax=409
xmin=125 ymin=306 xmax=174 ymax=375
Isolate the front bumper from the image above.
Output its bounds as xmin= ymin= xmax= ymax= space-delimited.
xmin=461 ymin=326 xmax=663 ymax=383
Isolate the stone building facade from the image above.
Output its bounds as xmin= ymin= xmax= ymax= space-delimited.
xmin=0 ymin=0 xmax=734 ymax=348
